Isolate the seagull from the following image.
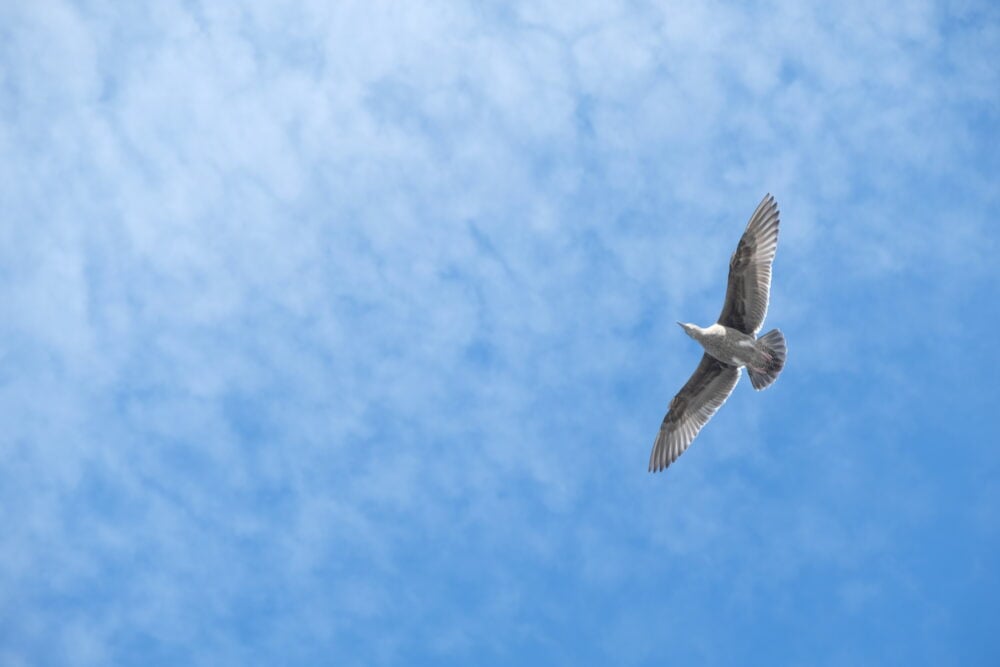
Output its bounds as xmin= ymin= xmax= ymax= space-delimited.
xmin=649 ymin=194 xmax=787 ymax=473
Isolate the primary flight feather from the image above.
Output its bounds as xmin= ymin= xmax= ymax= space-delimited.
xmin=649 ymin=194 xmax=787 ymax=473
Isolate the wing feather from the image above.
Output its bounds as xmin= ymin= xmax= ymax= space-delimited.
xmin=717 ymin=194 xmax=780 ymax=335
xmin=648 ymin=354 xmax=741 ymax=472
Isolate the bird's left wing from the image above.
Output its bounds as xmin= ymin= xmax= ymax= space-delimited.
xmin=649 ymin=354 xmax=741 ymax=472
xmin=717 ymin=194 xmax=780 ymax=335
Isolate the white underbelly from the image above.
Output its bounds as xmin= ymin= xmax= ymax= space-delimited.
xmin=701 ymin=336 xmax=755 ymax=368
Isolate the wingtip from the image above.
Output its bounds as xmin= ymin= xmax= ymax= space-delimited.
xmin=648 ymin=447 xmax=664 ymax=473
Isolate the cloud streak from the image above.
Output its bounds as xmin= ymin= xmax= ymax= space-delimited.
xmin=1 ymin=0 xmax=998 ymax=664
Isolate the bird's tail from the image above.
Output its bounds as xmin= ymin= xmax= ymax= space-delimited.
xmin=748 ymin=329 xmax=786 ymax=390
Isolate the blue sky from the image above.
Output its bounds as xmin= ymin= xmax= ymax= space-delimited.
xmin=1 ymin=1 xmax=998 ymax=664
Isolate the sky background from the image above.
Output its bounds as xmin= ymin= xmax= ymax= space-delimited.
xmin=1 ymin=1 xmax=998 ymax=665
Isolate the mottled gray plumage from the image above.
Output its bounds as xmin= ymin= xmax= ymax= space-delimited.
xmin=649 ymin=194 xmax=787 ymax=473
xmin=717 ymin=195 xmax=780 ymax=336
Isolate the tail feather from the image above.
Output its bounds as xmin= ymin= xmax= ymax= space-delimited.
xmin=748 ymin=329 xmax=786 ymax=390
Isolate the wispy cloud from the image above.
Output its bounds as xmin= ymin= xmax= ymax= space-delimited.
xmin=1 ymin=0 xmax=998 ymax=664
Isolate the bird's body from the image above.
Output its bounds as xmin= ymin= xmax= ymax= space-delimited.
xmin=649 ymin=194 xmax=787 ymax=473
xmin=680 ymin=323 xmax=760 ymax=369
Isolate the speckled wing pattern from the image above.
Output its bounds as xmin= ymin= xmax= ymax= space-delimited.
xmin=648 ymin=354 xmax=741 ymax=472
xmin=717 ymin=194 xmax=780 ymax=335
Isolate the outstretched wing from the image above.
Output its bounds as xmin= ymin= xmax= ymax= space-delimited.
xmin=649 ymin=354 xmax=741 ymax=472
xmin=717 ymin=194 xmax=780 ymax=335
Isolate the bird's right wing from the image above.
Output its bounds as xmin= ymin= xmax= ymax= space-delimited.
xmin=649 ymin=354 xmax=741 ymax=472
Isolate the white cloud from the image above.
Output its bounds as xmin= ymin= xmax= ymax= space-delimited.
xmin=1 ymin=0 xmax=997 ymax=663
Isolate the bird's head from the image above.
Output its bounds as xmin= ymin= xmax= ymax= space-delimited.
xmin=677 ymin=322 xmax=700 ymax=338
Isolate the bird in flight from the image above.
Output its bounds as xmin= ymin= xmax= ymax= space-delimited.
xmin=649 ymin=194 xmax=787 ymax=473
